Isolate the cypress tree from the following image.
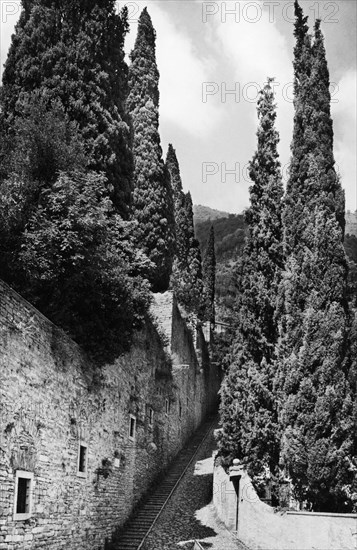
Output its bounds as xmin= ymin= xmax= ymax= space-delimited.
xmin=0 ymin=0 xmax=132 ymax=217
xmin=166 ymin=144 xmax=188 ymax=268
xmin=275 ymin=2 xmax=355 ymax=511
xmin=218 ymin=81 xmax=284 ymax=492
xmin=166 ymin=144 xmax=183 ymax=215
xmin=165 ymin=144 xmax=204 ymax=316
xmin=127 ymin=8 xmax=175 ymax=292
xmin=186 ymin=192 xmax=204 ymax=309
xmin=202 ymin=225 xmax=216 ymax=324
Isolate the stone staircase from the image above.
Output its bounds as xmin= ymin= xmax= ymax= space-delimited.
xmin=111 ymin=416 xmax=216 ymax=550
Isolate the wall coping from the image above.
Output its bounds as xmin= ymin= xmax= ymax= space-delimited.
xmin=0 ymin=278 xmax=58 ymax=329
xmin=0 ymin=278 xmax=86 ymax=360
xmin=286 ymin=511 xmax=357 ymax=519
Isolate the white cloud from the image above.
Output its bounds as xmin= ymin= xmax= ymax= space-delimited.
xmin=206 ymin=0 xmax=294 ymax=174
xmin=332 ymin=69 xmax=357 ymax=211
xmin=125 ymin=2 xmax=222 ymax=139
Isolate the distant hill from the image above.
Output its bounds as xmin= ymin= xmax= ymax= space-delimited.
xmin=193 ymin=204 xmax=233 ymax=225
xmin=195 ymin=212 xmax=246 ymax=262
xmin=195 ymin=206 xmax=357 ymax=317
xmin=346 ymin=211 xmax=357 ymax=237
xmin=194 ymin=210 xmax=246 ymax=317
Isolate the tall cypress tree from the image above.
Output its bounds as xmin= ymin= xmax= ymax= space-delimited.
xmin=166 ymin=144 xmax=183 ymax=214
xmin=275 ymin=2 xmax=355 ymax=512
xmin=165 ymin=145 xmax=204 ymax=316
xmin=0 ymin=0 xmax=132 ymax=216
xmin=127 ymin=8 xmax=175 ymax=292
xmin=166 ymin=144 xmax=188 ymax=268
xmin=202 ymin=225 xmax=216 ymax=324
xmin=184 ymin=192 xmax=204 ymax=314
xmin=218 ymin=81 xmax=284 ymax=490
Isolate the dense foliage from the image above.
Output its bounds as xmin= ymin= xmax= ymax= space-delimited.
xmin=0 ymin=97 xmax=87 ymax=284
xmin=202 ymin=226 xmax=216 ymax=324
xmin=0 ymin=0 xmax=132 ymax=216
xmin=19 ymin=170 xmax=151 ymax=363
xmin=166 ymin=145 xmax=204 ymax=317
xmin=217 ymin=2 xmax=356 ymax=513
xmin=127 ymin=9 xmax=175 ymax=292
xmin=0 ymin=3 xmax=205 ymax=362
xmin=166 ymin=144 xmax=188 ymax=269
xmin=274 ymin=3 xmax=355 ymax=512
xmin=0 ymin=2 xmax=150 ymax=361
xmin=217 ymin=81 xmax=284 ymax=491
xmin=0 ymin=100 xmax=151 ymax=364
xmin=217 ymin=1 xmax=356 ymax=513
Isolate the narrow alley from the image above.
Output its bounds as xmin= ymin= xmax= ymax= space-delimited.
xmin=114 ymin=417 xmax=247 ymax=550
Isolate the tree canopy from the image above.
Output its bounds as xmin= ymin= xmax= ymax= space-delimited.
xmin=218 ymin=80 xmax=284 ymax=492
xmin=127 ymin=9 xmax=175 ymax=292
xmin=0 ymin=0 xmax=132 ymax=216
xmin=274 ymin=2 xmax=354 ymax=511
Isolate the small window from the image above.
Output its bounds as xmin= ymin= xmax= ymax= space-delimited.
xmin=129 ymin=415 xmax=136 ymax=440
xmin=77 ymin=443 xmax=88 ymax=478
xmin=165 ymin=399 xmax=169 ymax=415
xmin=148 ymin=408 xmax=154 ymax=426
xmin=14 ymin=471 xmax=33 ymax=521
xmin=179 ymin=401 xmax=182 ymax=418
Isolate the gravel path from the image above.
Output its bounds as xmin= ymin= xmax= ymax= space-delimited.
xmin=141 ymin=419 xmax=247 ymax=550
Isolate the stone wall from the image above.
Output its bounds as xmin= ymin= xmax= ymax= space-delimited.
xmin=213 ymin=460 xmax=357 ymax=550
xmin=0 ymin=280 xmax=220 ymax=549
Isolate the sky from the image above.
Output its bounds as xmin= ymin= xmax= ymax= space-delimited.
xmin=1 ymin=0 xmax=356 ymax=214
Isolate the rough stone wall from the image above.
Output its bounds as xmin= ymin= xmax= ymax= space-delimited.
xmin=0 ymin=282 xmax=220 ymax=550
xmin=151 ymin=294 xmax=221 ymax=463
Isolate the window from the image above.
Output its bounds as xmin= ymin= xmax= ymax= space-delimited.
xmin=77 ymin=443 xmax=88 ymax=478
xmin=165 ymin=399 xmax=169 ymax=415
xmin=179 ymin=401 xmax=182 ymax=418
xmin=129 ymin=415 xmax=136 ymax=440
xmin=14 ymin=471 xmax=33 ymax=521
xmin=148 ymin=408 xmax=154 ymax=427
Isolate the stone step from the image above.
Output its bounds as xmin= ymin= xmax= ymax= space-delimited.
xmin=111 ymin=418 xmax=214 ymax=550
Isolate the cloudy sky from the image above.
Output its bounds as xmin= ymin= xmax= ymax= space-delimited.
xmin=1 ymin=0 xmax=356 ymax=214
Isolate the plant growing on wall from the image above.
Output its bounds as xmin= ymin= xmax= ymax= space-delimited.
xmin=19 ymin=170 xmax=151 ymax=363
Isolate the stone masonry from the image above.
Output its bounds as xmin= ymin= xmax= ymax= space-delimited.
xmin=0 ymin=280 xmax=220 ymax=549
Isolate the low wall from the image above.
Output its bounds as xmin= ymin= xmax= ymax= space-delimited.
xmin=213 ymin=460 xmax=357 ymax=550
